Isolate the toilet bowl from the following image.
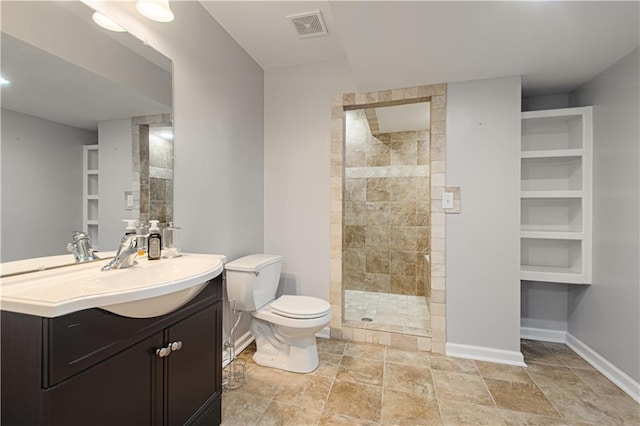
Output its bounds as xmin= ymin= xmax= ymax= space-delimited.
xmin=225 ymin=255 xmax=332 ymax=373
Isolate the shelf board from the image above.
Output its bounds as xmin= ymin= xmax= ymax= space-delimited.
xmin=521 ymin=231 xmax=583 ymax=240
xmin=86 ymin=220 xmax=99 ymax=225
xmin=520 ymin=265 xmax=588 ymax=284
xmin=521 ymin=190 xmax=583 ymax=199
xmin=522 ymin=107 xmax=590 ymax=120
xmin=87 ymin=170 xmax=99 ymax=175
xmin=521 ymin=149 xmax=583 ymax=159
xmin=86 ymin=195 xmax=99 ymax=200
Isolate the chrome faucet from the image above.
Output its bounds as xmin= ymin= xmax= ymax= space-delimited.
xmin=67 ymin=231 xmax=99 ymax=263
xmin=101 ymin=233 xmax=139 ymax=271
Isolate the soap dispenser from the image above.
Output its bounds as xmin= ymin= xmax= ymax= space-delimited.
xmin=148 ymin=220 xmax=162 ymax=260
xmin=123 ymin=219 xmax=137 ymax=237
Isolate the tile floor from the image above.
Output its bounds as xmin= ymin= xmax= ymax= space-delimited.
xmin=222 ymin=339 xmax=639 ymax=425
xmin=343 ymin=290 xmax=431 ymax=336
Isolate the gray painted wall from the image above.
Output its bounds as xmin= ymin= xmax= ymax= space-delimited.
xmin=98 ymin=118 xmax=134 ymax=252
xmin=91 ymin=2 xmax=264 ymax=345
xmin=264 ymin=58 xmax=356 ymax=300
xmin=521 ymin=281 xmax=568 ymax=331
xmin=446 ymin=76 xmax=522 ymax=353
xmin=1 ymin=109 xmax=96 ymax=261
xmin=569 ymin=48 xmax=640 ymax=382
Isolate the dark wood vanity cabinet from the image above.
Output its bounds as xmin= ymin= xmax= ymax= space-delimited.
xmin=1 ymin=275 xmax=223 ymax=426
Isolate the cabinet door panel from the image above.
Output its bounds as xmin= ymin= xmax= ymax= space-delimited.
xmin=43 ymin=332 xmax=164 ymax=426
xmin=166 ymin=302 xmax=221 ymax=426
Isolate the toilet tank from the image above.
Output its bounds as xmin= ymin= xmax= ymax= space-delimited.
xmin=224 ymin=254 xmax=282 ymax=311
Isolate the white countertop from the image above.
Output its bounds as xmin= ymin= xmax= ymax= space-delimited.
xmin=0 ymin=253 xmax=226 ymax=318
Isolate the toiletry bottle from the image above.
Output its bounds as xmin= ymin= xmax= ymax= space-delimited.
xmin=148 ymin=220 xmax=162 ymax=260
xmin=123 ymin=219 xmax=137 ymax=237
xmin=136 ymin=221 xmax=149 ymax=256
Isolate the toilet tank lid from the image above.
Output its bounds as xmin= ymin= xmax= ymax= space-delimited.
xmin=225 ymin=254 xmax=282 ymax=272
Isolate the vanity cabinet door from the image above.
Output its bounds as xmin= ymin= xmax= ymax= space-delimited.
xmin=42 ymin=332 xmax=164 ymax=426
xmin=165 ymin=301 xmax=222 ymax=425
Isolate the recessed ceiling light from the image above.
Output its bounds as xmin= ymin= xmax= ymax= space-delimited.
xmin=92 ymin=12 xmax=126 ymax=32
xmin=136 ymin=0 xmax=174 ymax=23
xmin=1 ymin=77 xmax=11 ymax=86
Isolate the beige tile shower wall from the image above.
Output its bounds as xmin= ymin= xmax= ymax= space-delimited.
xmin=343 ymin=110 xmax=430 ymax=296
xmin=331 ymin=83 xmax=448 ymax=354
xmin=132 ymin=114 xmax=173 ymax=226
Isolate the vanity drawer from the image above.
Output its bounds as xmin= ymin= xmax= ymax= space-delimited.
xmin=43 ymin=277 xmax=222 ymax=387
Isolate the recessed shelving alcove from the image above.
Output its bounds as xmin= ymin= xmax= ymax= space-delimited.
xmin=520 ymin=107 xmax=592 ymax=285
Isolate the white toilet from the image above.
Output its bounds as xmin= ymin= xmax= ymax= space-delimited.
xmin=225 ymin=254 xmax=331 ymax=373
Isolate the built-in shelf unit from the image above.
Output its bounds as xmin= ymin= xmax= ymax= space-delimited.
xmin=83 ymin=145 xmax=99 ymax=249
xmin=520 ymin=107 xmax=592 ymax=284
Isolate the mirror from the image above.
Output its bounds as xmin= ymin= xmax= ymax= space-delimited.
xmin=1 ymin=1 xmax=172 ymax=263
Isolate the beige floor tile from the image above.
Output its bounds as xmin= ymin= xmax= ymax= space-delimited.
xmin=257 ymin=401 xmax=323 ymax=426
xmin=439 ymin=399 xmax=506 ymax=426
xmin=318 ymin=412 xmax=380 ymax=426
xmin=598 ymin=394 xmax=640 ymax=425
xmin=499 ymin=409 xmax=569 ymax=426
xmin=337 ymin=356 xmax=384 ymax=386
xmin=311 ymin=352 xmax=342 ymax=379
xmin=429 ymin=354 xmax=478 ymax=375
xmin=317 ymin=338 xmax=347 ymax=355
xmin=324 ymin=380 xmax=382 ymax=423
xmin=383 ymin=363 xmax=436 ymax=398
xmin=238 ymin=365 xmax=294 ymax=398
xmin=223 ymin=339 xmax=631 ymax=426
xmin=385 ymin=347 xmax=430 ymax=367
xmin=344 ymin=342 xmax=386 ymax=361
xmin=554 ymin=352 xmax=596 ymax=370
xmin=526 ymin=362 xmax=594 ymax=402
xmin=475 ymin=360 xmax=533 ymax=384
xmin=570 ymin=367 xmax=628 ymax=397
xmin=272 ymin=374 xmax=333 ymax=412
xmin=432 ymin=370 xmax=494 ymax=406
xmin=520 ymin=341 xmax=564 ymax=366
xmin=222 ymin=391 xmax=270 ymax=426
xmin=484 ymin=378 xmax=560 ymax=418
xmin=549 ymin=391 xmax=631 ymax=425
xmin=380 ymin=388 xmax=442 ymax=425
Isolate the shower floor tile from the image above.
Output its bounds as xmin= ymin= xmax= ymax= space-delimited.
xmin=344 ymin=290 xmax=430 ymax=336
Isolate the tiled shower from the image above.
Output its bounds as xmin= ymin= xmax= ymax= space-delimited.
xmin=342 ymin=107 xmax=431 ymax=334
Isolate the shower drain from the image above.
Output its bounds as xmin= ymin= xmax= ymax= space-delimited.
xmin=361 ymin=317 xmax=373 ymax=322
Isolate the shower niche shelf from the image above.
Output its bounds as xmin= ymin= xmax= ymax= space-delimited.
xmin=520 ymin=107 xmax=592 ymax=285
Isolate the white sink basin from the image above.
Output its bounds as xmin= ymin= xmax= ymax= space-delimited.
xmin=0 ymin=253 xmax=226 ymax=318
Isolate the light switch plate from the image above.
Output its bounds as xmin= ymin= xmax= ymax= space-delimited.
xmin=124 ymin=191 xmax=134 ymax=210
xmin=442 ymin=192 xmax=454 ymax=209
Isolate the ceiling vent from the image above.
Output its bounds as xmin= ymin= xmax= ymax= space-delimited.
xmin=287 ymin=11 xmax=328 ymax=38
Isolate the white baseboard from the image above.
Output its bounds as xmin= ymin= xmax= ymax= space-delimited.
xmin=315 ymin=326 xmax=330 ymax=339
xmin=521 ymin=326 xmax=568 ymax=343
xmin=446 ymin=342 xmax=526 ymax=366
xmin=222 ymin=330 xmax=254 ymax=367
xmin=566 ymin=333 xmax=640 ymax=403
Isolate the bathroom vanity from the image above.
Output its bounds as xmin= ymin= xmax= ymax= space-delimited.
xmin=0 ymin=254 xmax=225 ymax=426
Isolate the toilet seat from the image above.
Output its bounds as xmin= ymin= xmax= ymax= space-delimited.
xmin=270 ymin=295 xmax=330 ymax=319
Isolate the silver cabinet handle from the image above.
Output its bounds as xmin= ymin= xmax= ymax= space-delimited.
xmin=156 ymin=346 xmax=171 ymax=358
xmin=156 ymin=341 xmax=183 ymax=358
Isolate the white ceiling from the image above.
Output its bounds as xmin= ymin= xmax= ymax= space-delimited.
xmin=202 ymin=1 xmax=640 ymax=96
xmin=1 ymin=1 xmax=171 ymax=131
xmin=376 ymin=103 xmax=431 ymax=133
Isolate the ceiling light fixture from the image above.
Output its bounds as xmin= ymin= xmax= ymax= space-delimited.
xmin=1 ymin=77 xmax=11 ymax=86
xmin=92 ymin=11 xmax=126 ymax=32
xmin=136 ymin=0 xmax=174 ymax=23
